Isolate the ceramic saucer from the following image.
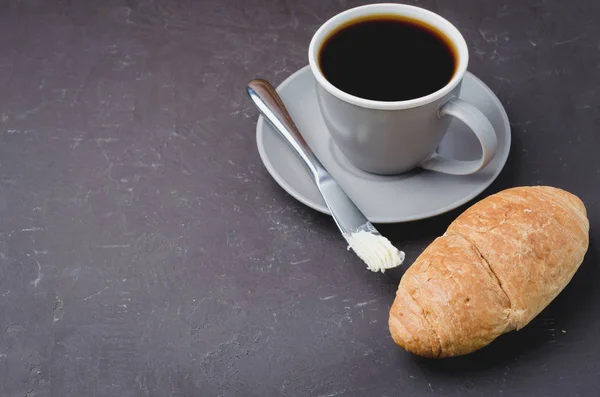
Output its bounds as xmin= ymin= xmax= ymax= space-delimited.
xmin=255 ymin=66 xmax=511 ymax=223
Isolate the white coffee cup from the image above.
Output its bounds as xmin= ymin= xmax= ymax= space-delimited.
xmin=308 ymin=3 xmax=497 ymax=175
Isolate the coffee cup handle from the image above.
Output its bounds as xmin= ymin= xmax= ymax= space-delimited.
xmin=420 ymin=98 xmax=498 ymax=175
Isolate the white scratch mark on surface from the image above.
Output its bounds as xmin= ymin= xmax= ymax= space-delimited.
xmin=190 ymin=299 xmax=203 ymax=315
xmin=5 ymin=129 xmax=27 ymax=135
xmin=72 ymin=137 xmax=119 ymax=149
xmin=15 ymin=104 xmax=44 ymax=120
xmin=317 ymin=390 xmax=346 ymax=397
xmin=101 ymin=149 xmax=112 ymax=165
xmin=70 ymin=137 xmax=83 ymax=150
xmin=169 ymin=131 xmax=188 ymax=140
xmin=31 ymin=259 xmax=43 ymax=287
xmin=0 ymin=353 xmax=6 ymax=359
xmin=52 ymin=298 xmax=64 ymax=323
xmin=290 ymin=259 xmax=310 ymax=265
xmin=493 ymin=76 xmax=512 ymax=83
xmin=355 ymin=299 xmax=378 ymax=308
xmin=529 ymin=40 xmax=537 ymax=47
xmin=95 ymin=244 xmax=131 ymax=248
xmin=320 ymin=295 xmax=336 ymax=301
xmin=230 ymin=106 xmax=254 ymax=118
xmin=478 ymin=29 xmax=497 ymax=43
xmin=554 ymin=35 xmax=585 ymax=46
xmin=21 ymin=227 xmax=45 ymax=232
xmin=83 ymin=286 xmax=110 ymax=301
xmin=2 ymin=290 xmax=9 ymax=296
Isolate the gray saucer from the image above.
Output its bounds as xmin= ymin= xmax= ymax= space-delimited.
xmin=255 ymin=66 xmax=511 ymax=223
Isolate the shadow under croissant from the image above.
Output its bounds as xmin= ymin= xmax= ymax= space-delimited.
xmin=405 ymin=237 xmax=599 ymax=371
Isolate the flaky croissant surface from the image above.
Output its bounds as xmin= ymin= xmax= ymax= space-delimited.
xmin=389 ymin=186 xmax=589 ymax=358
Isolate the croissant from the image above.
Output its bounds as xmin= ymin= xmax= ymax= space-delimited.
xmin=389 ymin=186 xmax=589 ymax=357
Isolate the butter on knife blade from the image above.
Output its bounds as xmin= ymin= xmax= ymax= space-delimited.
xmin=345 ymin=229 xmax=405 ymax=273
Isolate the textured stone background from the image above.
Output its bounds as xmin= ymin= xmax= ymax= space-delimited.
xmin=0 ymin=0 xmax=598 ymax=396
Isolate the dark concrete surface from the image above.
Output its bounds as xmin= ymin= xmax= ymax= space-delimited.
xmin=0 ymin=0 xmax=599 ymax=396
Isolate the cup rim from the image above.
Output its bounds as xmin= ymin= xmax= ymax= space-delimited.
xmin=308 ymin=3 xmax=469 ymax=111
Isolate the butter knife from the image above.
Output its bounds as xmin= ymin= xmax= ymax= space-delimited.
xmin=246 ymin=79 xmax=404 ymax=272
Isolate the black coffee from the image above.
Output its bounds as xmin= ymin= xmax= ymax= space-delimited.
xmin=318 ymin=15 xmax=456 ymax=101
